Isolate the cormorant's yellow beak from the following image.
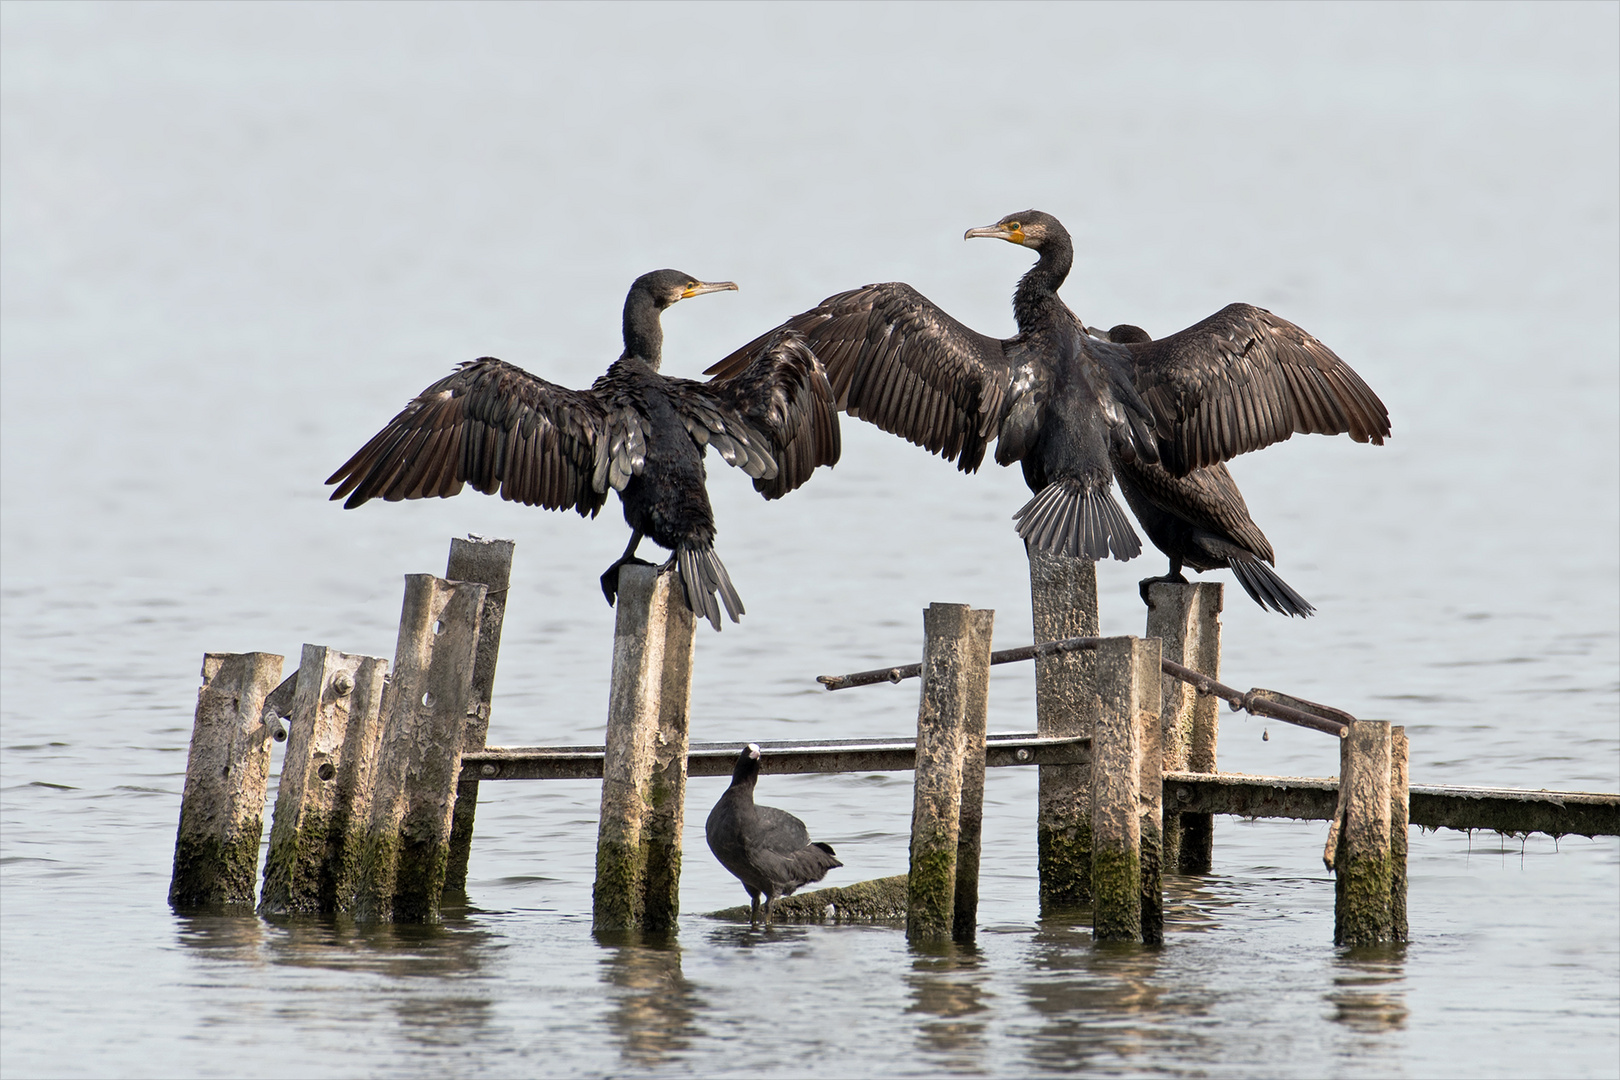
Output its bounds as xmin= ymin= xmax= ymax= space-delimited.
xmin=681 ymin=280 xmax=739 ymax=299
xmin=964 ymin=223 xmax=1026 ymax=246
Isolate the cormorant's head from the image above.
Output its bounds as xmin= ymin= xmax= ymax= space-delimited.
xmin=964 ymin=210 xmax=1065 ymax=250
xmin=1105 ymin=324 xmax=1153 ymax=344
xmin=632 ymin=269 xmax=738 ymax=309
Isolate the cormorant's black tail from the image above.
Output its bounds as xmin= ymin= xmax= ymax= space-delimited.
xmin=1228 ymin=552 xmax=1315 ymax=617
xmin=676 ymin=545 xmax=744 ymax=631
xmin=1013 ymin=479 xmax=1142 ymax=562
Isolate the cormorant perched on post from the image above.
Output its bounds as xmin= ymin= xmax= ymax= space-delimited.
xmin=707 ymin=743 xmax=842 ymax=926
xmin=1102 ymin=323 xmax=1315 ymax=618
xmin=326 ymin=269 xmax=841 ymax=630
xmin=706 ymin=211 xmax=1389 ymax=565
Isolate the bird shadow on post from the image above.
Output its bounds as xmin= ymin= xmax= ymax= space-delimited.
xmin=355 ymin=574 xmax=486 ymax=923
xmin=170 ymin=652 xmax=285 ymax=909
xmin=1146 ymin=581 xmax=1222 ymax=874
xmin=907 ymin=602 xmax=994 ymax=945
xmin=593 ymin=565 xmax=694 ymax=936
xmin=1030 ymin=552 xmax=1099 ymax=913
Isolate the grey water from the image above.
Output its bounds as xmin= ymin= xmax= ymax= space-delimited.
xmin=2 ymin=3 xmax=1617 ymax=1077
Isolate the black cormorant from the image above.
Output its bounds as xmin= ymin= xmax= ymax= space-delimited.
xmin=706 ymin=211 xmax=1389 ymax=566
xmin=326 ymin=269 xmax=841 ymax=630
xmin=706 ymin=743 xmax=843 ymax=926
xmin=1103 ymin=323 xmax=1315 ymax=618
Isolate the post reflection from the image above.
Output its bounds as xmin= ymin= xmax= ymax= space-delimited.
xmin=1327 ymin=944 xmax=1408 ymax=1033
xmin=593 ymin=930 xmax=704 ymax=1069
xmin=906 ymin=940 xmax=990 ymax=1074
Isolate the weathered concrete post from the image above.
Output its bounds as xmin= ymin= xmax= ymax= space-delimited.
xmin=444 ymin=535 xmax=515 ymax=896
xmin=1390 ymin=725 xmax=1410 ymax=943
xmin=1090 ymin=635 xmax=1163 ymax=944
xmin=1146 ymin=581 xmax=1222 ymax=873
xmin=170 ymin=652 xmax=285 ymax=908
xmin=907 ymin=603 xmax=994 ymax=943
xmin=259 ymin=646 xmax=389 ymax=914
xmin=593 ymin=566 xmax=694 ymax=933
xmin=1030 ymin=551 xmax=1100 ymax=911
xmin=355 ymin=575 xmax=486 ymax=922
xmin=1330 ymin=720 xmax=1394 ymax=946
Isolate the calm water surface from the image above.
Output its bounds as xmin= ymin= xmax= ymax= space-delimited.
xmin=3 ymin=4 xmax=1617 ymax=1077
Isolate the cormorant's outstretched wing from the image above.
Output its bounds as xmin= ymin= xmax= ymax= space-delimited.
xmin=705 ymin=283 xmax=1019 ymax=473
xmin=1125 ymin=304 xmax=1390 ymax=476
xmin=326 ymin=357 xmax=610 ymax=515
xmin=669 ymin=330 xmax=841 ymax=500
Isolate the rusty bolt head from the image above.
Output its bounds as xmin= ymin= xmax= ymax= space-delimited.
xmin=1015 ymin=748 xmax=1031 ymax=762
xmin=332 ymin=672 xmax=354 ymax=697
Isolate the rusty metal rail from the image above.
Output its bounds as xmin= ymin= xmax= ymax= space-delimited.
xmin=817 ymin=635 xmax=1353 ymax=738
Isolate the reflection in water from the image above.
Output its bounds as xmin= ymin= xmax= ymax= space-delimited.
xmin=593 ymin=930 xmax=705 ymax=1069
xmin=1328 ymin=945 xmax=1409 ymax=1034
xmin=906 ymin=941 xmax=991 ymax=1075
xmin=1019 ymin=912 xmax=1209 ymax=1074
xmin=173 ymin=909 xmax=498 ymax=1048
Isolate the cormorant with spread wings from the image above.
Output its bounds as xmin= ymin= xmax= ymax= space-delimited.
xmin=327 ymin=269 xmax=841 ymax=630
xmin=706 ymin=210 xmax=1389 ymax=570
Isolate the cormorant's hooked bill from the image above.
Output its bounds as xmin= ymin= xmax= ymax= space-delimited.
xmin=326 ymin=269 xmax=840 ymax=631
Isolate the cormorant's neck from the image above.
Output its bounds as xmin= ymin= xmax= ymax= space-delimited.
xmin=1011 ymin=234 xmax=1074 ymax=333
xmin=622 ymin=288 xmax=665 ymax=368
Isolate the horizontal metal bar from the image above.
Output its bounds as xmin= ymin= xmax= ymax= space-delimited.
xmin=818 ymin=636 xmax=1351 ymax=738
xmin=462 ymin=732 xmax=1090 ymax=781
xmin=1163 ymin=772 xmax=1620 ymax=838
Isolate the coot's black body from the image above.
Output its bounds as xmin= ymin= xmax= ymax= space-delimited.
xmin=706 ymin=744 xmax=842 ymax=926
xmin=326 ymin=270 xmax=840 ymax=629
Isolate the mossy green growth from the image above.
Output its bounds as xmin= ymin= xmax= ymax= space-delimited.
xmin=1038 ymin=821 xmax=1093 ymax=910
xmin=1334 ymin=850 xmax=1394 ymax=947
xmin=906 ymin=846 xmax=957 ymax=941
xmin=169 ymin=818 xmax=264 ymax=908
xmin=708 ymin=875 xmax=909 ymax=923
xmin=355 ymin=829 xmax=401 ymax=921
xmin=260 ymin=808 xmax=334 ymax=914
xmin=593 ymin=838 xmax=644 ymax=931
xmin=1090 ymin=845 xmax=1141 ymax=942
xmin=393 ymin=834 xmax=448 ymax=922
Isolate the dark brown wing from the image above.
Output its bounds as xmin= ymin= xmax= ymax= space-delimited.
xmin=706 ymin=283 xmax=1017 ymax=473
xmin=1127 ymin=304 xmax=1390 ymax=476
xmin=1112 ymin=450 xmax=1274 ymax=563
xmin=671 ymin=330 xmax=840 ymax=500
xmin=326 ymin=357 xmax=609 ymax=515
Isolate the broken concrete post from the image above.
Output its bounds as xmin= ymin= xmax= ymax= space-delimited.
xmin=1332 ymin=720 xmax=1394 ymax=946
xmin=1146 ymin=580 xmax=1222 ymax=873
xmin=1090 ymin=635 xmax=1162 ymax=944
xmin=169 ymin=652 xmax=285 ymax=908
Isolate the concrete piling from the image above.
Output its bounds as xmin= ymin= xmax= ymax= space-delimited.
xmin=953 ymin=617 xmax=992 ymax=944
xmin=592 ymin=566 xmax=695 ymax=933
xmin=1331 ymin=720 xmax=1394 ymax=946
xmin=1089 ymin=635 xmax=1163 ymax=944
xmin=1390 ymin=725 xmax=1410 ymax=943
xmin=443 ymin=535 xmax=515 ymax=896
xmin=355 ymin=574 xmax=486 ymax=923
xmin=1030 ymin=551 xmax=1100 ymax=911
xmin=1146 ymin=581 xmax=1222 ymax=873
xmin=169 ymin=652 xmax=285 ymax=908
xmin=906 ymin=603 xmax=995 ymax=943
xmin=259 ymin=646 xmax=388 ymax=914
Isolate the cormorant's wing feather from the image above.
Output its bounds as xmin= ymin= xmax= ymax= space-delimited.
xmin=1127 ymin=304 xmax=1390 ymax=476
xmin=706 ymin=283 xmax=1018 ymax=473
xmin=325 ymin=357 xmax=609 ymax=515
xmin=1110 ymin=452 xmax=1275 ymax=564
xmin=669 ymin=330 xmax=840 ymax=500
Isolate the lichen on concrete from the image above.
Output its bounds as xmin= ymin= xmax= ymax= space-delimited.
xmin=1038 ymin=821 xmax=1093 ymax=910
xmin=906 ymin=847 xmax=958 ymax=940
xmin=169 ymin=820 xmax=263 ymax=908
xmin=1090 ymin=846 xmax=1141 ymax=942
xmin=707 ymin=874 xmax=909 ymax=923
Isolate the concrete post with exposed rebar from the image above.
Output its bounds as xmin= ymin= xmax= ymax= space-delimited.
xmin=1030 ymin=551 xmax=1100 ymax=911
xmin=593 ymin=566 xmax=694 ymax=933
xmin=355 ymin=574 xmax=486 ymax=923
xmin=907 ymin=603 xmax=994 ymax=943
xmin=259 ymin=645 xmax=389 ymax=914
xmin=170 ymin=652 xmax=285 ymax=908
xmin=1332 ymin=720 xmax=1394 ymax=946
xmin=1146 ymin=581 xmax=1222 ymax=873
xmin=444 ymin=535 xmax=515 ymax=896
xmin=1090 ymin=635 xmax=1163 ymax=944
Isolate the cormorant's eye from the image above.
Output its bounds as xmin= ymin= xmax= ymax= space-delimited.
xmin=1006 ymin=221 xmax=1021 ymax=232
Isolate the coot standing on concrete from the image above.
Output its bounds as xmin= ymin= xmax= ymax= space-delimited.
xmin=707 ymin=744 xmax=842 ymax=926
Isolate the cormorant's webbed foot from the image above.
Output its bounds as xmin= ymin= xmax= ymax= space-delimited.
xmin=600 ymin=556 xmax=656 ymax=606
xmin=1138 ymin=571 xmax=1190 ymax=607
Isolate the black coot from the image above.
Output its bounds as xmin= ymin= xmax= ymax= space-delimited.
xmin=706 ymin=743 xmax=843 ymax=926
